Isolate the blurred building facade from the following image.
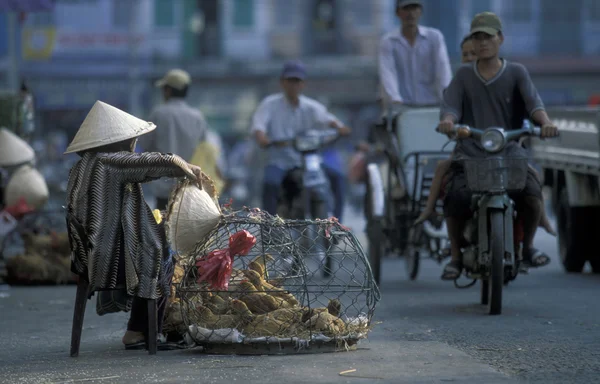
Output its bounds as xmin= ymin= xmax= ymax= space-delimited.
xmin=0 ymin=0 xmax=598 ymax=139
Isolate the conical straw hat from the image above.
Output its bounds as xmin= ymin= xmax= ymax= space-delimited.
xmin=166 ymin=179 xmax=222 ymax=258
xmin=64 ymin=100 xmax=156 ymax=154
xmin=5 ymin=165 xmax=49 ymax=210
xmin=0 ymin=127 xmax=35 ymax=167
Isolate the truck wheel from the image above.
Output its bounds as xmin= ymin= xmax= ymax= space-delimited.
xmin=557 ymin=188 xmax=587 ymax=273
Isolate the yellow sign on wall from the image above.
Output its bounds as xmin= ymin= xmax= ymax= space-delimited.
xmin=22 ymin=27 xmax=57 ymax=61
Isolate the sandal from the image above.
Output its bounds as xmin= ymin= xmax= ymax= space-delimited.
xmin=124 ymin=340 xmax=146 ymax=350
xmin=441 ymin=260 xmax=463 ymax=281
xmin=522 ymin=248 xmax=551 ymax=268
xmin=158 ymin=339 xmax=193 ymax=351
xmin=124 ymin=333 xmax=191 ymax=351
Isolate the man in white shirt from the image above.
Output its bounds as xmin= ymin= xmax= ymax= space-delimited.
xmin=379 ymin=0 xmax=452 ymax=109
xmin=251 ymin=61 xmax=351 ymax=215
xmin=139 ymin=69 xmax=209 ymax=209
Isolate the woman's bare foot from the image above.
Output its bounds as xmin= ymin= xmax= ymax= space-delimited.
xmin=122 ymin=330 xmax=145 ymax=346
xmin=539 ymin=214 xmax=557 ymax=237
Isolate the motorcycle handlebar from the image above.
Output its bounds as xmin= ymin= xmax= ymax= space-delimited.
xmin=265 ymin=128 xmax=340 ymax=148
xmin=435 ymin=124 xmax=552 ymax=140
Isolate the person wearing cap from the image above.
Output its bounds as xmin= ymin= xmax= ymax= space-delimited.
xmin=378 ymin=0 xmax=452 ymax=110
xmin=138 ymin=69 xmax=209 ymax=210
xmin=251 ymin=60 xmax=351 ymax=216
xmin=436 ymin=12 xmax=559 ymax=280
xmin=64 ymin=101 xmax=204 ymax=350
xmin=416 ymin=34 xmax=556 ymax=238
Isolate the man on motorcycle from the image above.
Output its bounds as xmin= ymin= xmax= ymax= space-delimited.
xmin=378 ymin=0 xmax=452 ymax=109
xmin=251 ymin=60 xmax=351 ymax=215
xmin=415 ymin=35 xmax=556 ymax=237
xmin=437 ymin=12 xmax=559 ymax=280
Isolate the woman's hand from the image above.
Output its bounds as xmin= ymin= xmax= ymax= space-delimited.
xmin=187 ymin=164 xmax=204 ymax=183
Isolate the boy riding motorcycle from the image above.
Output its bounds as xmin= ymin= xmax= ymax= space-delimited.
xmin=414 ymin=35 xmax=556 ymax=238
xmin=435 ymin=12 xmax=559 ymax=280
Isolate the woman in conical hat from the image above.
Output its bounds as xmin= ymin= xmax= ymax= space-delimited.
xmin=65 ymin=100 xmax=203 ymax=351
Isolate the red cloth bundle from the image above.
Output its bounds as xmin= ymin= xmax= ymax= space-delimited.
xmin=195 ymin=230 xmax=257 ymax=290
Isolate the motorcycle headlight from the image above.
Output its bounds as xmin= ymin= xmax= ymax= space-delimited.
xmin=295 ymin=136 xmax=320 ymax=152
xmin=481 ymin=130 xmax=505 ymax=152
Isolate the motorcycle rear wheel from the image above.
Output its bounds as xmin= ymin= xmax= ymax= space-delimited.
xmin=405 ymin=226 xmax=421 ymax=280
xmin=489 ymin=211 xmax=504 ymax=315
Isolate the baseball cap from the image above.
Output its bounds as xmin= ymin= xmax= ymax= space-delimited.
xmin=396 ymin=0 xmax=422 ymax=9
xmin=281 ymin=60 xmax=307 ymax=80
xmin=155 ymin=69 xmax=191 ymax=90
xmin=469 ymin=12 xmax=502 ymax=36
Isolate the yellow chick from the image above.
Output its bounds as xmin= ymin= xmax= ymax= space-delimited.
xmin=248 ymin=254 xmax=274 ymax=277
xmin=327 ymin=298 xmax=342 ymax=317
xmin=305 ymin=311 xmax=346 ymax=336
xmin=194 ymin=305 xmax=242 ymax=329
xmin=242 ymin=269 xmax=299 ymax=307
xmin=230 ymin=299 xmax=255 ymax=325
xmin=268 ymin=307 xmax=305 ymax=324
xmin=237 ymin=281 xmax=287 ymax=314
xmin=244 ymin=314 xmax=288 ymax=337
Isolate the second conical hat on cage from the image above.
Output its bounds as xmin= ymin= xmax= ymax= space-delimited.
xmin=0 ymin=127 xmax=35 ymax=167
xmin=4 ymin=164 xmax=49 ymax=210
xmin=64 ymin=100 xmax=156 ymax=154
xmin=165 ymin=176 xmax=222 ymax=258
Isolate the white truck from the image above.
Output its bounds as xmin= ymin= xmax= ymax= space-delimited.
xmin=529 ymin=106 xmax=600 ymax=273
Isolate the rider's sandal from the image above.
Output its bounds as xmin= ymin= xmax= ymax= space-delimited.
xmin=522 ymin=248 xmax=551 ymax=268
xmin=441 ymin=260 xmax=463 ymax=281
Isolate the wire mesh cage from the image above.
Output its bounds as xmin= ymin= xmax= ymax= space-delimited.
xmin=171 ymin=208 xmax=380 ymax=354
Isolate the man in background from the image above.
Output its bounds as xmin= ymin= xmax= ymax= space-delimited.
xmin=140 ymin=69 xmax=208 ymax=210
xmin=378 ymin=0 xmax=452 ymax=110
xmin=251 ymin=60 xmax=351 ymax=215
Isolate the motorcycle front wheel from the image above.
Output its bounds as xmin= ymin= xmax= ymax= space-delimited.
xmin=489 ymin=210 xmax=504 ymax=315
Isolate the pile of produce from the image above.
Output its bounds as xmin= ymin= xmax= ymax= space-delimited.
xmin=5 ymin=231 xmax=75 ymax=285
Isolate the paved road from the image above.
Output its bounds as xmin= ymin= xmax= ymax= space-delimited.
xmin=343 ymin=210 xmax=600 ymax=384
xmin=1 ymin=208 xmax=598 ymax=383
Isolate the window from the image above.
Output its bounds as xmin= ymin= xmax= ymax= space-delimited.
xmin=233 ymin=0 xmax=254 ymax=28
xmin=113 ymin=0 xmax=133 ymax=28
xmin=154 ymin=0 xmax=175 ymax=27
